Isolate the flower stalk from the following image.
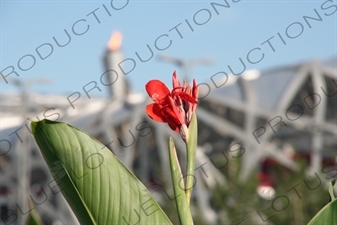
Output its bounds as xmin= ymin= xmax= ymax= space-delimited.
xmin=184 ymin=113 xmax=198 ymax=206
xmin=145 ymin=71 xmax=199 ymax=224
xmin=168 ymin=137 xmax=194 ymax=225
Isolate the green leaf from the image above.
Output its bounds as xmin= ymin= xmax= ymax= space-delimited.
xmin=31 ymin=119 xmax=172 ymax=225
xmin=308 ymin=200 xmax=337 ymax=225
xmin=329 ymin=180 xmax=336 ymax=201
xmin=168 ymin=137 xmax=194 ymax=225
xmin=308 ymin=180 xmax=337 ymax=225
xmin=185 ymin=113 xmax=198 ymax=205
xmin=26 ymin=200 xmax=44 ymax=225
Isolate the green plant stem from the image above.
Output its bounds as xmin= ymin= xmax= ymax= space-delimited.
xmin=185 ymin=113 xmax=198 ymax=206
xmin=169 ymin=137 xmax=194 ymax=225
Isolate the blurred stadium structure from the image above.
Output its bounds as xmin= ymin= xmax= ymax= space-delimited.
xmin=0 ymin=56 xmax=336 ymax=224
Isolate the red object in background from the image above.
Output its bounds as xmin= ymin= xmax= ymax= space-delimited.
xmin=259 ymin=170 xmax=275 ymax=187
xmin=258 ymin=151 xmax=337 ymax=188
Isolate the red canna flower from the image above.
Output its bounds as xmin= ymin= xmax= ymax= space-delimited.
xmin=145 ymin=71 xmax=198 ymax=136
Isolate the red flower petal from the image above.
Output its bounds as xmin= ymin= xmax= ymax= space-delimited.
xmin=145 ymin=71 xmax=199 ymax=133
xmin=167 ymin=96 xmax=185 ymax=126
xmin=146 ymin=103 xmax=167 ymax=122
xmin=160 ymin=104 xmax=180 ymax=125
xmin=172 ymin=71 xmax=181 ymax=89
xmin=192 ymin=79 xmax=198 ymax=100
xmin=145 ymin=80 xmax=170 ymax=104
xmin=167 ymin=120 xmax=180 ymax=132
xmin=174 ymin=91 xmax=198 ymax=104
xmin=185 ymin=85 xmax=192 ymax=95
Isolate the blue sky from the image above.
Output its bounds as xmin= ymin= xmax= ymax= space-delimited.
xmin=1 ymin=0 xmax=336 ymax=97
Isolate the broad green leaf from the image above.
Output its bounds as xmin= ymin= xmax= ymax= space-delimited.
xmin=31 ymin=119 xmax=172 ymax=225
xmin=185 ymin=113 xmax=198 ymax=205
xmin=309 ymin=181 xmax=337 ymax=225
xmin=168 ymin=137 xmax=194 ymax=225
xmin=308 ymin=200 xmax=337 ymax=225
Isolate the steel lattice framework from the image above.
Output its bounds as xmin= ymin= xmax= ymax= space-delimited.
xmin=0 ymin=57 xmax=336 ymax=224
